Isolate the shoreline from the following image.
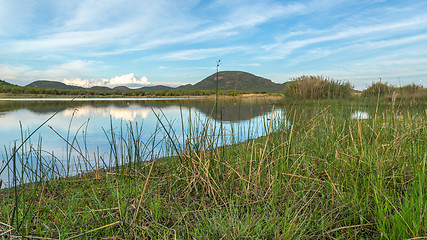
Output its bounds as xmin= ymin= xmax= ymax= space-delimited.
xmin=0 ymin=93 xmax=282 ymax=100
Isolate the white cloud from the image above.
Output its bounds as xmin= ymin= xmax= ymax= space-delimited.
xmin=63 ymin=73 xmax=150 ymax=88
xmin=61 ymin=78 xmax=94 ymax=88
xmin=108 ymin=73 xmax=150 ymax=86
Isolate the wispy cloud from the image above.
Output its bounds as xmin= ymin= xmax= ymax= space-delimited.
xmin=157 ymin=47 xmax=245 ymax=60
xmin=0 ymin=0 xmax=40 ymax=36
xmin=260 ymin=14 xmax=427 ymax=60
xmin=2 ymin=1 xmax=199 ymax=54
xmin=3 ymin=0 xmax=303 ymax=56
xmin=1 ymin=0 xmax=426 ymax=88
xmin=0 ymin=60 xmax=97 ymax=84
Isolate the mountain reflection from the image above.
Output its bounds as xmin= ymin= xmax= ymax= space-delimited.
xmin=0 ymin=98 xmax=281 ymax=122
xmin=188 ymin=100 xmax=277 ymax=122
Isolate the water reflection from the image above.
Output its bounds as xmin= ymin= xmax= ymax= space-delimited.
xmin=190 ymin=100 xmax=276 ymax=122
xmin=351 ymin=110 xmax=370 ymax=119
xmin=0 ymin=98 xmax=277 ymax=122
xmin=61 ymin=105 xmax=152 ymax=121
xmin=0 ymin=98 xmax=284 ymax=186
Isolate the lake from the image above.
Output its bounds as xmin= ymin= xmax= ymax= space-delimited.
xmin=0 ymin=97 xmax=284 ymax=187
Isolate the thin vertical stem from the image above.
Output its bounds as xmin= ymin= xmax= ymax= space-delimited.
xmin=215 ymin=59 xmax=220 ymax=118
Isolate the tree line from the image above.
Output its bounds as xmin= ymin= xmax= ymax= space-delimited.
xmin=0 ymin=81 xmax=249 ymax=97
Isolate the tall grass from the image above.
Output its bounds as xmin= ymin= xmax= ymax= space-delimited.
xmin=0 ymin=98 xmax=425 ymax=239
xmin=284 ymin=75 xmax=353 ymax=99
xmin=362 ymin=82 xmax=393 ymax=96
xmin=363 ymin=82 xmax=427 ymax=102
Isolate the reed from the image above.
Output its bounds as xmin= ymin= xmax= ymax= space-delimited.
xmin=284 ymin=75 xmax=353 ymax=99
xmin=363 ymin=82 xmax=427 ymax=101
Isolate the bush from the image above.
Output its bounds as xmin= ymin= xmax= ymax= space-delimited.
xmin=362 ymin=82 xmax=394 ymax=96
xmin=284 ymin=75 xmax=353 ymax=99
xmin=398 ymin=83 xmax=425 ymax=95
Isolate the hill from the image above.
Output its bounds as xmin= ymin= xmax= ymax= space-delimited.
xmin=138 ymin=85 xmax=174 ymax=92
xmin=90 ymin=86 xmax=113 ymax=91
xmin=1 ymin=80 xmax=26 ymax=94
xmin=26 ymin=80 xmax=84 ymax=90
xmin=177 ymin=71 xmax=286 ymax=93
xmin=113 ymin=86 xmax=130 ymax=91
xmin=20 ymin=71 xmax=287 ymax=94
xmin=0 ymin=80 xmax=18 ymax=87
xmin=24 ymin=80 xmax=173 ymax=92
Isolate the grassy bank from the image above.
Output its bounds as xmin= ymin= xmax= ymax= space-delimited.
xmin=0 ymin=98 xmax=426 ymax=239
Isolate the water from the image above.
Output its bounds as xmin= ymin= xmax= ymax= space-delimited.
xmin=351 ymin=110 xmax=370 ymax=119
xmin=0 ymin=98 xmax=284 ymax=186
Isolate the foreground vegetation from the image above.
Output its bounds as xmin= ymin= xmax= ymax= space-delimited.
xmin=0 ymin=96 xmax=425 ymax=239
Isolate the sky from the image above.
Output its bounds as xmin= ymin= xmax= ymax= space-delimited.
xmin=0 ymin=0 xmax=426 ymax=90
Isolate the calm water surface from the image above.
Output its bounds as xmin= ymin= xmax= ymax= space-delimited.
xmin=0 ymin=98 xmax=284 ymax=186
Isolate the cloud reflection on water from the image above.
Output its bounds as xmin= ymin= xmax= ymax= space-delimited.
xmin=61 ymin=105 xmax=152 ymax=121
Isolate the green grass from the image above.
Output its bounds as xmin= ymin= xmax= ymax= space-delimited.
xmin=0 ymin=98 xmax=426 ymax=239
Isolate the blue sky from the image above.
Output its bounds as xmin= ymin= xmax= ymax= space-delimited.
xmin=1 ymin=0 xmax=426 ymax=90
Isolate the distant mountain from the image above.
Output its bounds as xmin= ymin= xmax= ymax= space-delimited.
xmin=23 ymin=71 xmax=287 ymax=93
xmin=113 ymin=86 xmax=130 ymax=91
xmin=138 ymin=85 xmax=174 ymax=92
xmin=0 ymin=80 xmax=18 ymax=87
xmin=26 ymin=80 xmax=84 ymax=90
xmin=90 ymin=86 xmax=112 ymax=91
xmin=26 ymin=81 xmax=133 ymax=92
xmin=177 ymin=71 xmax=286 ymax=93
